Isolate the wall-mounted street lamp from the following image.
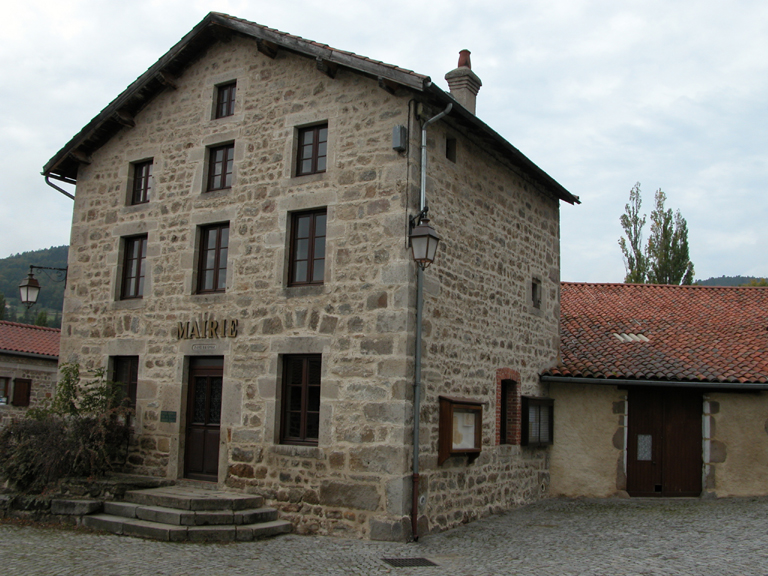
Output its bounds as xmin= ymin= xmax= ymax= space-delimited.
xmin=408 ymin=209 xmax=441 ymax=269
xmin=18 ymin=265 xmax=68 ymax=309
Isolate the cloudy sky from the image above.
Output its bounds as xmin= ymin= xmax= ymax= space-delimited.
xmin=1 ymin=0 xmax=766 ymax=282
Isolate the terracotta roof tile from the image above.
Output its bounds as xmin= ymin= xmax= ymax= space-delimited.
xmin=546 ymin=283 xmax=768 ymax=384
xmin=0 ymin=321 xmax=60 ymax=358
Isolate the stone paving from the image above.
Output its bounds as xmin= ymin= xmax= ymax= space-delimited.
xmin=2 ymin=497 xmax=768 ymax=575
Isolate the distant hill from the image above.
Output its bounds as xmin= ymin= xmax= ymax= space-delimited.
xmin=695 ymin=275 xmax=765 ymax=287
xmin=0 ymin=246 xmax=68 ymax=324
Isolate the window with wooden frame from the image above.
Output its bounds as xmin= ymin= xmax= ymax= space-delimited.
xmin=197 ymin=223 xmax=229 ymax=293
xmin=531 ymin=277 xmax=542 ymax=309
xmin=521 ymin=397 xmax=554 ymax=447
xmin=207 ymin=143 xmax=234 ymax=192
xmin=131 ymin=160 xmax=153 ymax=204
xmin=12 ymin=378 xmax=31 ymax=407
xmin=215 ymin=82 xmax=237 ymax=119
xmin=296 ymin=124 xmax=328 ymax=176
xmin=289 ymin=209 xmax=326 ymax=286
xmin=112 ymin=356 xmax=138 ymax=408
xmin=280 ymin=355 xmax=322 ymax=445
xmin=0 ymin=377 xmax=9 ymax=403
xmin=121 ymin=235 xmax=147 ymax=299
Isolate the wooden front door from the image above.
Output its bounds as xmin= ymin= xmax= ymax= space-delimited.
xmin=184 ymin=357 xmax=223 ymax=481
xmin=627 ymin=387 xmax=702 ymax=497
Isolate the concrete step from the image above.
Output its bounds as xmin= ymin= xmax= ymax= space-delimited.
xmin=124 ymin=486 xmax=263 ymax=511
xmin=83 ymin=513 xmax=292 ymax=542
xmin=104 ymin=501 xmax=279 ymax=526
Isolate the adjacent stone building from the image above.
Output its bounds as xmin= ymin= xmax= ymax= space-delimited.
xmin=43 ymin=13 xmax=578 ymax=539
xmin=546 ymin=283 xmax=768 ymax=499
xmin=0 ymin=321 xmax=60 ymax=427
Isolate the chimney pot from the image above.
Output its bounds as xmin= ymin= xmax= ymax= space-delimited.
xmin=458 ymin=49 xmax=472 ymax=69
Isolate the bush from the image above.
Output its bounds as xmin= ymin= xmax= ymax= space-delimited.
xmin=0 ymin=363 xmax=133 ymax=493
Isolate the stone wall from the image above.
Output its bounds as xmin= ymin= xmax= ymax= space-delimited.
xmin=549 ymin=383 xmax=626 ymax=497
xmin=411 ymin=118 xmax=562 ymax=534
xmin=705 ymin=391 xmax=768 ymax=497
xmin=0 ymin=353 xmax=58 ymax=428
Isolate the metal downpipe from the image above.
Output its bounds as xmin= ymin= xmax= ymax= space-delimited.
xmin=411 ymin=102 xmax=452 ymax=542
xmin=44 ymin=174 xmax=75 ymax=200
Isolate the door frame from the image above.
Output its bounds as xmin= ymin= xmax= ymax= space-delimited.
xmin=183 ymin=356 xmax=224 ymax=482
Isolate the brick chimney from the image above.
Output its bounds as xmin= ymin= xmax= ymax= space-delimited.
xmin=444 ymin=49 xmax=482 ymax=115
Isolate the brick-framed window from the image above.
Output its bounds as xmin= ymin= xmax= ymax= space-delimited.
xmin=207 ymin=143 xmax=234 ymax=192
xmin=288 ymin=209 xmax=326 ymax=286
xmin=522 ymin=397 xmax=554 ymax=447
xmin=296 ymin=124 xmax=328 ymax=176
xmin=280 ymin=355 xmax=322 ymax=445
xmin=12 ymin=378 xmax=31 ymax=407
xmin=121 ymin=235 xmax=147 ymax=299
xmin=131 ymin=160 xmax=153 ymax=204
xmin=112 ymin=356 xmax=139 ymax=408
xmin=197 ymin=223 xmax=229 ymax=293
xmin=215 ymin=82 xmax=237 ymax=119
xmin=496 ymin=368 xmax=522 ymax=445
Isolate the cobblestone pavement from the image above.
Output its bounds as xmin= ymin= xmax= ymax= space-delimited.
xmin=3 ymin=497 xmax=768 ymax=575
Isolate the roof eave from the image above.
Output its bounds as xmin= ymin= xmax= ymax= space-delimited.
xmin=424 ymin=83 xmax=580 ymax=205
xmin=541 ymin=374 xmax=768 ymax=391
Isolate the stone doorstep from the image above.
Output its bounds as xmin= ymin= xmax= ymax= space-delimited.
xmin=82 ymin=514 xmax=291 ymax=542
xmin=124 ymin=487 xmax=263 ymax=511
xmin=104 ymin=500 xmax=278 ymax=526
xmin=50 ymin=499 xmax=103 ymax=516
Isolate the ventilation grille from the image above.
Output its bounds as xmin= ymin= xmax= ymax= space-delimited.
xmin=613 ymin=333 xmax=650 ymax=343
xmin=382 ymin=558 xmax=438 ymax=567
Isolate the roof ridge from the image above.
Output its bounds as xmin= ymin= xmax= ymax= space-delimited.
xmin=561 ymin=282 xmax=767 ymax=290
xmin=0 ymin=320 xmax=61 ymax=333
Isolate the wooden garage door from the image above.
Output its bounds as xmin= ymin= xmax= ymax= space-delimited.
xmin=627 ymin=387 xmax=702 ymax=497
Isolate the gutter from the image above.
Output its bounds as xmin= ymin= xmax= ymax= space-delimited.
xmin=44 ymin=173 xmax=76 ymax=200
xmin=0 ymin=350 xmax=59 ymax=361
xmin=540 ymin=375 xmax=768 ymax=391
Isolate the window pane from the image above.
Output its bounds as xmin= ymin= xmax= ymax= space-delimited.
xmin=220 ymin=227 xmax=229 ymax=247
xmin=297 ymin=216 xmax=310 ymax=238
xmin=209 ymin=377 xmax=222 ymax=424
xmin=317 ymin=142 xmax=327 ymax=157
xmin=315 ymin=214 xmax=326 ymax=237
xmin=318 ymin=127 xmax=328 ymax=142
xmin=313 ymin=237 xmax=325 ymax=259
xmin=288 ymin=387 xmax=302 ymax=411
xmin=307 ymin=386 xmax=320 ymax=412
xmin=301 ymin=159 xmax=312 ymax=174
xmin=203 ymin=270 xmax=213 ymax=291
xmin=296 ymin=239 xmax=309 ymax=260
xmin=316 ymin=157 xmax=326 ymax=172
xmin=305 ymin=413 xmax=319 ymax=440
xmin=302 ymin=131 xmax=314 ymax=145
xmin=312 ymin=259 xmax=324 ymax=283
xmin=288 ymin=413 xmax=302 ymax=438
xmin=294 ymin=261 xmax=307 ymax=283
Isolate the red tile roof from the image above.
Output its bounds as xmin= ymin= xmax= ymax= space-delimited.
xmin=546 ymin=283 xmax=768 ymax=384
xmin=0 ymin=321 xmax=60 ymax=358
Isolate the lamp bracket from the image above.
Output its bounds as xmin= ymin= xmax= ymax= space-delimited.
xmin=28 ymin=265 xmax=68 ymax=285
xmin=409 ymin=207 xmax=430 ymax=231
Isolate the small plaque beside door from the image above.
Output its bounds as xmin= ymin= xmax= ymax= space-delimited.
xmin=160 ymin=410 xmax=177 ymax=423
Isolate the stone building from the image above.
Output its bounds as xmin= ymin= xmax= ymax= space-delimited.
xmin=43 ymin=13 xmax=579 ymax=540
xmin=546 ymin=283 xmax=768 ymax=499
xmin=0 ymin=321 xmax=60 ymax=427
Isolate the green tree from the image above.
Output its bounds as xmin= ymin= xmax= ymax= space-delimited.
xmin=618 ymin=183 xmax=648 ymax=283
xmin=35 ymin=310 xmax=49 ymax=327
xmin=618 ymin=184 xmax=694 ymax=285
xmin=743 ymin=278 xmax=768 ymax=286
xmin=0 ymin=292 xmax=5 ymax=320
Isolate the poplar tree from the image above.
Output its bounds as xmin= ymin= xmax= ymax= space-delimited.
xmin=618 ymin=184 xmax=695 ymax=285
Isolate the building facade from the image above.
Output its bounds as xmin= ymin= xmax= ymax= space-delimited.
xmin=0 ymin=321 xmax=60 ymax=427
xmin=44 ymin=13 xmax=578 ymax=539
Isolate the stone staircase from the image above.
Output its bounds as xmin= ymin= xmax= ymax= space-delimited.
xmin=83 ymin=486 xmax=291 ymax=542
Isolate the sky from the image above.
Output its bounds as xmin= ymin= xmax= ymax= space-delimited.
xmin=1 ymin=0 xmax=766 ymax=283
